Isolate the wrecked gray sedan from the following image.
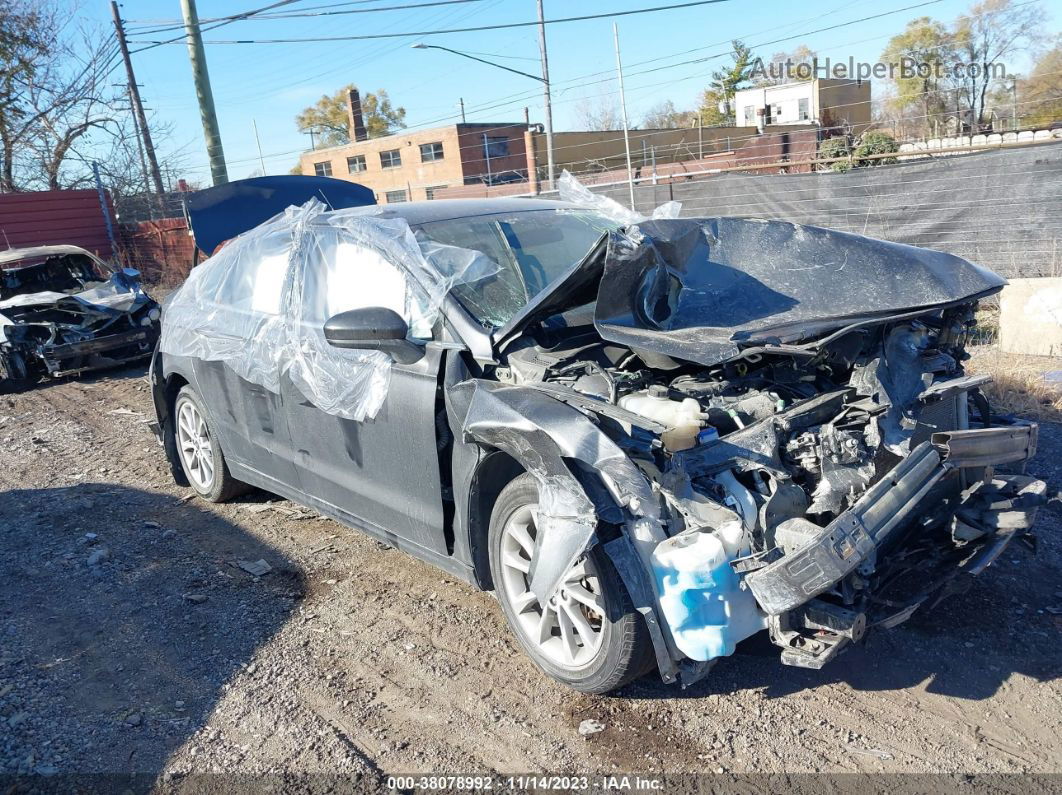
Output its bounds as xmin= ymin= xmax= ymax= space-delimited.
xmin=149 ymin=197 xmax=1046 ymax=693
xmin=0 ymin=245 xmax=160 ymax=390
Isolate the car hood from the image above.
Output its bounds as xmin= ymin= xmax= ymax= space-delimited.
xmin=497 ymin=217 xmax=1005 ymax=366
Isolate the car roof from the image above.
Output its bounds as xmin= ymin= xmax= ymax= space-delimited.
xmin=0 ymin=244 xmax=109 ymax=270
xmin=342 ymin=197 xmax=583 ymax=226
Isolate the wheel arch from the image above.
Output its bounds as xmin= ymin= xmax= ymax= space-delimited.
xmin=150 ymin=348 xmax=195 ymax=488
xmin=466 ymin=449 xmax=525 ymax=590
xmin=450 ymin=379 xmax=662 ymax=605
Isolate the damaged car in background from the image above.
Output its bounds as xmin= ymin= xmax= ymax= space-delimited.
xmin=150 ymin=177 xmax=1046 ymax=693
xmin=0 ymin=245 xmax=160 ymax=391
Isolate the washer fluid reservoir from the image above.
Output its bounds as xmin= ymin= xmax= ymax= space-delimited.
xmin=651 ymin=522 xmax=767 ymax=661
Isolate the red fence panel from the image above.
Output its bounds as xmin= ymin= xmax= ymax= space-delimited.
xmin=116 ymin=218 xmax=202 ymax=286
xmin=0 ymin=189 xmax=114 ymax=258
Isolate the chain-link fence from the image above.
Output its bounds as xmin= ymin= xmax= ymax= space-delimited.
xmin=102 ymin=139 xmax=1062 ymax=288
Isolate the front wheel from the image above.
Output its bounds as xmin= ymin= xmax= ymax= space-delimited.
xmin=488 ymin=473 xmax=655 ymax=694
xmin=174 ymin=385 xmax=249 ymax=503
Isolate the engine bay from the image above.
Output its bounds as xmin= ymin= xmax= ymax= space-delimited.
xmin=488 ymin=298 xmax=1047 ymax=672
xmin=499 ymin=302 xmax=980 ymax=531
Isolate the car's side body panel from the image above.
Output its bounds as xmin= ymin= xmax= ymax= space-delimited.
xmin=152 ymin=344 xmax=479 ymax=585
xmin=282 ymin=341 xmax=449 ymax=553
xmin=192 ymin=359 xmax=302 ymax=489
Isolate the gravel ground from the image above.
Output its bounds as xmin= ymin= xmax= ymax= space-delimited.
xmin=0 ymin=364 xmax=1060 ymax=788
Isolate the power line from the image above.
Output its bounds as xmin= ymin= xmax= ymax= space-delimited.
xmin=155 ymin=0 xmax=1039 ymax=181
xmin=125 ymin=0 xmax=488 ymax=35
xmin=129 ymin=0 xmax=307 ymax=54
xmin=325 ymin=0 xmax=946 ymax=146
xmin=128 ymin=0 xmax=736 ymax=46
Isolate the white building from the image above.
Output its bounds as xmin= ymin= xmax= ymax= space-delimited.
xmin=734 ymin=78 xmax=871 ymax=134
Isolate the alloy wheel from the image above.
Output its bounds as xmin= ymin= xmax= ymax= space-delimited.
xmin=498 ymin=504 xmax=606 ymax=668
xmin=176 ymin=399 xmax=215 ymax=491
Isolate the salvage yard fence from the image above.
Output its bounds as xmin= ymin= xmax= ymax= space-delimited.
xmin=2 ymin=141 xmax=1059 ymax=286
xmin=559 ymin=141 xmax=1062 ymax=280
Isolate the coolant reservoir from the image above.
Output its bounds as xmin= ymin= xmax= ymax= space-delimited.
xmin=651 ymin=524 xmax=767 ymax=661
xmin=618 ymin=386 xmax=707 ymax=451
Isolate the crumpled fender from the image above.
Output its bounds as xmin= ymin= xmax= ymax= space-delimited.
xmin=449 ymin=378 xmax=663 ymax=603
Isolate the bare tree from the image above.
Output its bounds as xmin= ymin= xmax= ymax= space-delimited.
xmin=0 ymin=4 xmax=182 ymax=196
xmin=573 ymin=90 xmax=622 ymax=131
xmin=952 ymin=0 xmax=1046 ymax=128
xmin=17 ymin=33 xmax=122 ymax=190
xmin=641 ymin=100 xmax=697 ymax=129
xmin=0 ymin=0 xmax=55 ymax=190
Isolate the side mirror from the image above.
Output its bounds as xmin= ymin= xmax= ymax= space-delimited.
xmin=323 ymin=307 xmax=424 ymax=364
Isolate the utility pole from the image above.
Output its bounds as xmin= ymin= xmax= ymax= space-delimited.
xmin=536 ymin=0 xmax=555 ymax=191
xmin=111 ymin=1 xmax=165 ymax=196
xmin=180 ymin=0 xmax=228 ymax=185
xmin=458 ymin=97 xmax=466 ymax=123
xmin=613 ymin=23 xmax=635 ymax=207
xmin=127 ymin=87 xmax=152 ymax=198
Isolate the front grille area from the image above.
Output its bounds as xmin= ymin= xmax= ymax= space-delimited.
xmin=912 ymin=392 xmax=966 ymax=446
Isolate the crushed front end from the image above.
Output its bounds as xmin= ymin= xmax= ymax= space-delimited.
xmin=0 ymin=247 xmax=160 ymax=389
xmin=666 ymin=321 xmax=1045 ymax=670
xmin=482 ymin=217 xmax=1047 ymax=684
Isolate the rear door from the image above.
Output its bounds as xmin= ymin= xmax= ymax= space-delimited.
xmin=190 ymin=246 xmax=301 ymax=490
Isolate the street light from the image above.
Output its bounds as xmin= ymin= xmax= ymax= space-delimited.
xmin=411 ymin=41 xmax=555 ymax=191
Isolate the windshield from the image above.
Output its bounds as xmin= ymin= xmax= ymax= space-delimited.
xmin=414 ymin=209 xmax=615 ymax=327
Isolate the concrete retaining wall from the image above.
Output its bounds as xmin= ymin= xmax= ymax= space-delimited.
xmin=1000 ymin=277 xmax=1062 ymax=356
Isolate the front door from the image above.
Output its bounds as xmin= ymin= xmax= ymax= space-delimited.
xmin=281 ymin=236 xmax=449 ymax=553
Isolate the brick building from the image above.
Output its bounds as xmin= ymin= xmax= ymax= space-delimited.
xmin=298 ymin=89 xmax=532 ymax=203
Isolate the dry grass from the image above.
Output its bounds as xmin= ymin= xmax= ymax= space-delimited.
xmin=966 ymin=345 xmax=1062 ymax=422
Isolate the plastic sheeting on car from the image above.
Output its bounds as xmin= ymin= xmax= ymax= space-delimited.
xmin=160 ymin=199 xmax=496 ymax=421
xmin=557 ymin=169 xmax=681 ymax=226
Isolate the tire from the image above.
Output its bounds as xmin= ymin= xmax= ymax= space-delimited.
xmin=488 ymin=473 xmax=655 ymax=694
xmin=173 ymin=385 xmax=249 ymax=503
xmin=0 ymin=351 xmax=40 ymax=394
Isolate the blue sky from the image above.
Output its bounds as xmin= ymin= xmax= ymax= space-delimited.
xmin=83 ymin=0 xmax=1058 ymax=183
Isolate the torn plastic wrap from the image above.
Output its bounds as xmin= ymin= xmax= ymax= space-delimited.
xmin=556 ymin=169 xmax=681 ymax=226
xmin=161 ymin=199 xmax=496 ymax=421
xmin=160 ymin=204 xmax=298 ymax=395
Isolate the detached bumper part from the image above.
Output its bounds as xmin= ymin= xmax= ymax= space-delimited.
xmin=42 ymin=327 xmax=155 ymax=376
xmin=745 ymin=441 xmax=946 ymax=616
xmin=740 ymin=424 xmax=1044 ymax=667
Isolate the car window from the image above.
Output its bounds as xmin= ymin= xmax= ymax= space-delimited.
xmin=299 ymin=238 xmax=433 ymax=339
xmin=414 ymin=210 xmax=615 ymax=328
xmin=242 ymin=250 xmax=287 ymax=315
xmin=185 ymin=226 xmax=293 ymax=340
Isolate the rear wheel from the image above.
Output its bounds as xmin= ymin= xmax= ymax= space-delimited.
xmin=488 ymin=473 xmax=654 ymax=693
xmin=174 ymin=385 xmax=248 ymax=503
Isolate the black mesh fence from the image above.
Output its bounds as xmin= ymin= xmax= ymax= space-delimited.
xmin=557 ymin=142 xmax=1062 ymax=279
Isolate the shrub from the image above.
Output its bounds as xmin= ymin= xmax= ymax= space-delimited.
xmin=853 ymin=132 xmax=899 ymax=166
xmin=818 ymin=136 xmax=852 ymax=172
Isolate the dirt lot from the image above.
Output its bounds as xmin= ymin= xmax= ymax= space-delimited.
xmin=1 ymin=363 xmax=1060 ymax=787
